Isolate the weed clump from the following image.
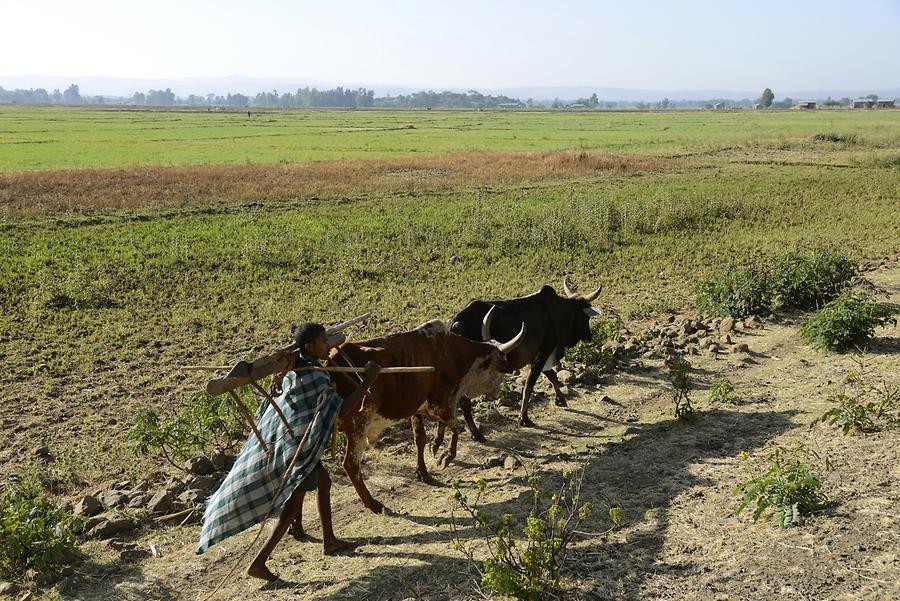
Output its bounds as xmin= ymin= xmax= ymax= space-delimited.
xmin=734 ymin=445 xmax=831 ymax=528
xmin=0 ymin=474 xmax=84 ymax=581
xmin=709 ymin=378 xmax=741 ymax=405
xmin=810 ymin=362 xmax=899 ymax=433
xmin=799 ymin=292 xmax=895 ymax=352
xmin=568 ymin=317 xmax=621 ymax=366
xmin=696 ymin=248 xmax=857 ymax=318
xmin=666 ymin=355 xmax=696 ymax=420
xmin=127 ymin=388 xmax=259 ymax=470
xmin=452 ymin=467 xmax=598 ymax=600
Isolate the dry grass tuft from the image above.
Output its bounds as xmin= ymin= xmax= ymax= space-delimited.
xmin=0 ymin=151 xmax=671 ymax=217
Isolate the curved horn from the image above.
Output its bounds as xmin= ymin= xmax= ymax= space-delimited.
xmin=496 ymin=322 xmax=526 ymax=355
xmin=583 ymin=284 xmax=603 ymax=303
xmin=481 ymin=305 xmax=496 ymax=341
xmin=562 ymin=277 xmax=576 ymax=298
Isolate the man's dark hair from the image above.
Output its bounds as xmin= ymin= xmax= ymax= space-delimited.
xmin=294 ymin=322 xmax=326 ymax=353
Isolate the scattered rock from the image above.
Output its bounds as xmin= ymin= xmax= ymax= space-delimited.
xmin=83 ymin=515 xmax=105 ymax=532
xmin=483 ymin=456 xmax=504 ymax=468
xmin=184 ymin=457 xmax=216 ymax=476
xmin=74 ymin=495 xmax=103 ymax=517
xmin=556 ymin=369 xmax=575 ymax=384
xmin=707 ymin=344 xmax=720 ymax=356
xmin=100 ymin=490 xmax=128 ymax=509
xmin=127 ymin=481 xmax=150 ymax=497
xmin=147 ymin=490 xmax=173 ymax=515
xmin=210 ymin=448 xmax=234 ymax=472
xmin=498 ymin=395 xmax=518 ymax=408
xmin=503 ymin=456 xmax=520 ymax=470
xmin=0 ymin=582 xmax=19 ymax=597
xmin=178 ymin=489 xmax=207 ymax=505
xmin=32 ymin=445 xmax=53 ymax=462
xmin=579 ymin=368 xmax=599 ymax=385
xmin=481 ymin=407 xmax=503 ymax=424
xmin=127 ymin=494 xmax=151 ymax=509
xmin=719 ymin=317 xmax=735 ymax=333
xmin=112 ymin=481 xmax=131 ymax=491
xmin=719 ymin=334 xmax=733 ymax=346
xmin=680 ymin=322 xmax=697 ymax=335
xmin=149 ymin=543 xmax=163 ymax=558
xmin=734 ymin=343 xmax=750 ymax=354
xmin=164 ymin=478 xmax=186 ymax=497
xmin=120 ymin=547 xmax=149 ymax=562
xmin=89 ymin=518 xmax=136 ymax=540
xmin=184 ymin=475 xmax=221 ymax=494
xmin=698 ymin=336 xmax=715 ymax=349
xmin=744 ymin=315 xmax=759 ymax=328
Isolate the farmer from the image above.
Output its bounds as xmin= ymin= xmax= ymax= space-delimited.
xmin=196 ymin=323 xmax=381 ymax=582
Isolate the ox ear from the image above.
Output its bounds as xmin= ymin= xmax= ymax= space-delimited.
xmin=583 ymin=307 xmax=602 ymax=318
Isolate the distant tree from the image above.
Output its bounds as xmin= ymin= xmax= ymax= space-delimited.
xmin=51 ymin=88 xmax=62 ymax=103
xmin=823 ymin=97 xmax=841 ymax=107
xmin=589 ymin=92 xmax=599 ymax=108
xmin=656 ymin=97 xmax=671 ymax=109
xmin=839 ymin=97 xmax=852 ymax=107
xmin=62 ymin=84 xmax=82 ymax=104
xmin=761 ymin=88 xmax=774 ymax=108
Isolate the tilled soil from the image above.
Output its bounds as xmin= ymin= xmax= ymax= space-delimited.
xmin=39 ymin=263 xmax=900 ymax=600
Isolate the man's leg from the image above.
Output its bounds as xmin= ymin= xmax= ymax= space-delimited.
xmin=248 ymin=486 xmax=306 ymax=581
xmin=317 ymin=468 xmax=352 ymax=555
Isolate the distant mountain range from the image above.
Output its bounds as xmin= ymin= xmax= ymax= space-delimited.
xmin=2 ymin=74 xmax=898 ymax=102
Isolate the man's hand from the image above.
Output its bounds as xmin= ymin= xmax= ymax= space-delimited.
xmin=363 ymin=361 xmax=382 ymax=385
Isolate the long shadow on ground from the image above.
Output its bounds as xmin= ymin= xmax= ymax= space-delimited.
xmin=312 ymin=408 xmax=797 ymax=601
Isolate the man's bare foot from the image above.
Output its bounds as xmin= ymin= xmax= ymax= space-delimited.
xmin=247 ymin=561 xmax=279 ymax=582
xmin=323 ymin=539 xmax=353 ymax=556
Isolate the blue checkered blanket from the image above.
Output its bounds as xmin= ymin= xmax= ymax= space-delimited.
xmin=196 ymin=363 xmax=343 ymax=553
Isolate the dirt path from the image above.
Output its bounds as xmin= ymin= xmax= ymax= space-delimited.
xmin=72 ymin=264 xmax=900 ymax=601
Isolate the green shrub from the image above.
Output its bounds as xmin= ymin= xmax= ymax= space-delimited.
xmin=452 ymin=468 xmax=595 ymax=600
xmin=0 ymin=475 xmax=84 ymax=581
xmin=127 ymin=388 xmax=259 ymax=470
xmin=709 ymin=378 xmax=741 ymax=405
xmin=568 ymin=317 xmax=621 ymax=366
xmin=696 ymin=259 xmax=772 ymax=318
xmin=734 ymin=445 xmax=831 ymax=528
xmin=799 ymin=292 xmax=896 ymax=352
xmin=810 ymin=366 xmax=899 ymax=434
xmin=770 ymin=248 xmax=856 ymax=310
xmin=666 ymin=356 xmax=696 ymax=421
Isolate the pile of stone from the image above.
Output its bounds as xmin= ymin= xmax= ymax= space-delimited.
xmin=622 ymin=314 xmax=760 ymax=359
xmin=70 ymin=450 xmax=233 ymax=541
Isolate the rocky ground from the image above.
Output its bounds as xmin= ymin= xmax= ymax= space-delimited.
xmin=4 ymin=261 xmax=899 ymax=601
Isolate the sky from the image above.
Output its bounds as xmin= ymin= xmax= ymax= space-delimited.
xmin=2 ymin=0 xmax=899 ymax=92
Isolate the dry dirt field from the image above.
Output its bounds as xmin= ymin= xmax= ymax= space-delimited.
xmin=54 ymin=261 xmax=900 ymax=601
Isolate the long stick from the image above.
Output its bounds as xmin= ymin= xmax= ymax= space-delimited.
xmin=184 ymin=365 xmax=435 ymax=374
xmin=249 ymin=381 xmax=294 ymax=438
xmin=228 ymin=390 xmax=269 ymax=456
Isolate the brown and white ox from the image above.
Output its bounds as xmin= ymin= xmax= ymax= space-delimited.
xmin=328 ymin=313 xmax=523 ymax=514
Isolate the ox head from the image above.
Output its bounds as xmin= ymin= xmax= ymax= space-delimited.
xmin=561 ymin=277 xmax=603 ymax=345
xmin=459 ymin=307 xmax=526 ymax=400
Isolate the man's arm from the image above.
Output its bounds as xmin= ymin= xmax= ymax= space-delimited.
xmin=338 ymin=361 xmax=381 ymax=417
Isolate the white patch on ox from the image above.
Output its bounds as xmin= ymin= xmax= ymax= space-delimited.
xmin=364 ymin=413 xmax=398 ymax=447
xmin=459 ymin=356 xmax=503 ymax=401
xmin=418 ymin=320 xmax=449 ymax=338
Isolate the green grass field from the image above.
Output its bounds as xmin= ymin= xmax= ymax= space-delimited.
xmin=0 ymin=106 xmax=899 ymax=484
xmin=2 ymin=105 xmax=900 ymax=170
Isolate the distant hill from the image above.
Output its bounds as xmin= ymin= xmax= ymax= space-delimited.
xmin=1 ymin=74 xmax=897 ymax=103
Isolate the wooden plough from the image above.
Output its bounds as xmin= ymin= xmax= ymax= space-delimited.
xmin=182 ymin=313 xmax=433 ymax=456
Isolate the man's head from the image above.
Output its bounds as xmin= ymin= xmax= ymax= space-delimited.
xmin=294 ymin=322 xmax=328 ymax=360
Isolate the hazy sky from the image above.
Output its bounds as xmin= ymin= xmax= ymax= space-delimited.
xmin=3 ymin=0 xmax=899 ymax=90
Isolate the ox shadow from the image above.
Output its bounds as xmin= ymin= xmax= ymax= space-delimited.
xmin=313 ymin=408 xmax=797 ymax=600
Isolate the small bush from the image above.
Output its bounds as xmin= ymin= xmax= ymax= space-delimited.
xmin=127 ymin=388 xmax=259 ymax=470
xmin=666 ymin=356 xmax=696 ymax=420
xmin=0 ymin=475 xmax=84 ymax=581
xmin=452 ymin=468 xmax=595 ymax=600
xmin=709 ymin=378 xmax=741 ymax=405
xmin=770 ymin=248 xmax=856 ymax=310
xmin=811 ymin=364 xmax=899 ymax=434
xmin=734 ymin=445 xmax=831 ymax=528
xmin=799 ymin=292 xmax=896 ymax=352
xmin=696 ymin=259 xmax=772 ymax=318
xmin=568 ymin=317 xmax=621 ymax=367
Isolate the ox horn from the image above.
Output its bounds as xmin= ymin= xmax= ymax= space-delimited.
xmin=563 ymin=277 xmax=576 ymax=298
xmin=583 ymin=284 xmax=603 ymax=303
xmin=481 ymin=305 xmax=496 ymax=341
xmin=496 ymin=322 xmax=526 ymax=355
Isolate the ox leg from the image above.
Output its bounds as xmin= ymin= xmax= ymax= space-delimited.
xmin=459 ymin=396 xmax=486 ymax=442
xmin=430 ymin=422 xmax=446 ymax=456
xmin=342 ymin=424 xmax=384 ymax=514
xmin=543 ymin=370 xmax=568 ymax=407
xmin=518 ymin=364 xmax=543 ymax=427
xmin=411 ymin=416 xmax=433 ymax=482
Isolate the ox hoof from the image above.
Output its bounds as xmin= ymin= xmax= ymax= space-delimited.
xmin=416 ymin=469 xmax=434 ymax=483
xmin=471 ymin=431 xmax=487 ymax=443
xmin=436 ymin=452 xmax=455 ymax=469
xmin=365 ymin=501 xmax=386 ymax=515
xmin=554 ymin=398 xmax=569 ymax=408
xmin=518 ymin=416 xmax=536 ymax=427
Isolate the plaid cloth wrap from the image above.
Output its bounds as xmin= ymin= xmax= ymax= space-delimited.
xmin=196 ymin=359 xmax=343 ymax=554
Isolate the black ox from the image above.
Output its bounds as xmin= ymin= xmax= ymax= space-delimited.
xmin=446 ymin=280 xmax=603 ymax=431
